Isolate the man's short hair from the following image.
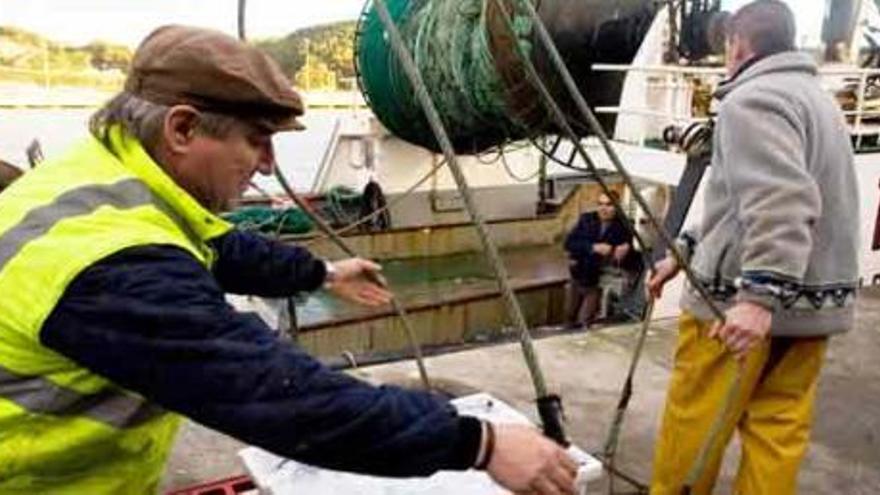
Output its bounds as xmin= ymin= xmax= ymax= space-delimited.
xmin=727 ymin=0 xmax=797 ymax=57
xmin=89 ymin=92 xmax=244 ymax=158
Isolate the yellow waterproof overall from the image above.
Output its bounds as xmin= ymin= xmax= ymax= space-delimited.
xmin=651 ymin=312 xmax=827 ymax=495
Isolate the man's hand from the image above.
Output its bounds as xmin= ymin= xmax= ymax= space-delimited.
xmin=646 ymin=257 xmax=680 ymax=299
xmin=710 ymin=301 xmax=772 ymax=362
xmin=486 ymin=424 xmax=578 ymax=495
xmin=613 ymin=244 xmax=630 ymax=263
xmin=593 ymin=243 xmax=613 ymax=257
xmin=326 ymin=258 xmax=392 ymax=307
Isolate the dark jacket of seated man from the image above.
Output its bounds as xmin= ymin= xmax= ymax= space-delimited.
xmin=564 ymin=210 xmax=634 ymax=288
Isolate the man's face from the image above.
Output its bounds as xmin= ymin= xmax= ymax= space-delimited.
xmin=597 ymin=194 xmax=616 ymax=222
xmin=179 ymin=121 xmax=275 ymax=212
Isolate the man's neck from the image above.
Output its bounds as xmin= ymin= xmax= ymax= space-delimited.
xmin=728 ymin=54 xmax=760 ymax=82
xmin=728 ymin=48 xmax=796 ymax=82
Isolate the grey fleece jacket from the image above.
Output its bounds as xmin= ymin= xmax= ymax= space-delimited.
xmin=680 ymin=51 xmax=860 ymax=337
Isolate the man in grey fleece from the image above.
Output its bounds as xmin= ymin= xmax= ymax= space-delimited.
xmin=646 ymin=1 xmax=860 ymax=494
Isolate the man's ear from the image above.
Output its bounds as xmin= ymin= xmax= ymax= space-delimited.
xmin=162 ymin=105 xmax=201 ymax=155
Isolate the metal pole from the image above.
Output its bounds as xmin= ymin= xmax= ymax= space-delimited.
xmin=285 ymin=296 xmax=299 ymax=344
xmin=372 ymin=0 xmax=567 ymax=444
xmin=237 ymin=0 xmax=247 ymax=41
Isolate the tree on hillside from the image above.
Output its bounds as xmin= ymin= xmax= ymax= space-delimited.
xmin=256 ymin=21 xmax=356 ymax=90
xmin=82 ymin=41 xmax=132 ymax=72
xmin=295 ymin=60 xmax=337 ymax=91
xmin=0 ymin=26 xmax=129 ymax=88
xmin=0 ymin=26 xmax=45 ymax=47
xmin=0 ymin=26 xmax=131 ymax=73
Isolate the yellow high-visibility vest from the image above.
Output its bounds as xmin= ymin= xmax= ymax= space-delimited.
xmin=0 ymin=127 xmax=232 ymax=494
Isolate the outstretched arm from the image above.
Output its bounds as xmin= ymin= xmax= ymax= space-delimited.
xmin=41 ymin=245 xmax=478 ymax=477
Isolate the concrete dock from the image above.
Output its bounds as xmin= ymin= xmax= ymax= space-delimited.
xmin=161 ymin=287 xmax=880 ymax=494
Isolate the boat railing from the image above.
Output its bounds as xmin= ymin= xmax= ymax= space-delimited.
xmin=592 ymin=63 xmax=880 ymax=149
xmin=832 ymin=67 xmax=880 ymax=149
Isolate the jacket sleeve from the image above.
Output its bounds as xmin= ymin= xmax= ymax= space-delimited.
xmin=611 ymin=219 xmax=633 ymax=247
xmin=210 ymin=229 xmax=327 ymax=297
xmin=39 ymin=245 xmax=482 ymax=477
xmin=564 ymin=214 xmax=595 ymax=259
xmin=719 ymin=90 xmax=822 ymax=309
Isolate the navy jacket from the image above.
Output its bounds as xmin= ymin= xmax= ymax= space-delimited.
xmin=564 ymin=212 xmax=633 ymax=285
xmin=40 ymin=229 xmax=480 ymax=477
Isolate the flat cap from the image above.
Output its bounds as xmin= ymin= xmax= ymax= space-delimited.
xmin=125 ymin=25 xmax=305 ymax=132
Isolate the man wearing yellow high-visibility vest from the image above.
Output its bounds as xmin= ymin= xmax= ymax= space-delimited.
xmin=0 ymin=25 xmax=578 ymax=495
xmin=647 ymin=1 xmax=859 ymax=494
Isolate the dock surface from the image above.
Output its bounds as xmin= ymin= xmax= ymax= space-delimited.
xmin=162 ymin=288 xmax=880 ymax=494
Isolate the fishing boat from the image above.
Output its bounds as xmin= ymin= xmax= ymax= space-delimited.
xmin=229 ymin=0 xmax=880 ymax=369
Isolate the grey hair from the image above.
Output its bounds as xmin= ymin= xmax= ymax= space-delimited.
xmin=89 ymin=92 xmax=244 ymax=156
xmin=727 ymin=0 xmax=797 ymax=57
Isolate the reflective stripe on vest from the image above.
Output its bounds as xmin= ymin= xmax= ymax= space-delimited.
xmin=0 ymin=177 xmax=204 ymax=275
xmin=0 ymin=178 xmax=152 ymax=273
xmin=0 ymin=363 xmax=163 ymax=428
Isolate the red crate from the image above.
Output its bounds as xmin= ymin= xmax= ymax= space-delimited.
xmin=166 ymin=475 xmax=256 ymax=495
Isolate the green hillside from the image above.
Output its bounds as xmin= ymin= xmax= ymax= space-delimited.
xmin=0 ymin=26 xmax=131 ymax=89
xmin=0 ymin=22 xmax=359 ymax=91
xmin=256 ymin=21 xmax=358 ymax=90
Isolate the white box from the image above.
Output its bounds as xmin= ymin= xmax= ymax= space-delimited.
xmin=239 ymin=392 xmax=603 ymax=494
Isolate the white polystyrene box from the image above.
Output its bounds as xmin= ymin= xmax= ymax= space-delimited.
xmin=239 ymin=392 xmax=603 ymax=495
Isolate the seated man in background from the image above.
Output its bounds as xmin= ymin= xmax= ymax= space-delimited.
xmin=564 ymin=192 xmax=635 ymax=327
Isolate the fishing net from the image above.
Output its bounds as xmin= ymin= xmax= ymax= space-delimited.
xmin=355 ymin=0 xmax=657 ymax=154
xmin=356 ymin=0 xmax=538 ymax=153
xmin=223 ymin=206 xmax=315 ymax=235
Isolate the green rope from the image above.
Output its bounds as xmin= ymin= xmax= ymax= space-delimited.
xmin=357 ymin=0 xmax=533 ymax=152
xmin=326 ymin=185 xmax=362 ymax=224
xmin=223 ymin=206 xmax=314 ymax=235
